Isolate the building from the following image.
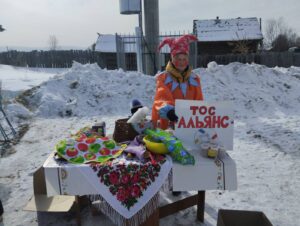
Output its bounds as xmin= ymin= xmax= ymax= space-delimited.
xmin=94 ymin=17 xmax=264 ymax=70
xmin=95 ymin=34 xmax=172 ymax=71
xmin=94 ymin=34 xmax=137 ymax=70
xmin=193 ymin=17 xmax=263 ymax=55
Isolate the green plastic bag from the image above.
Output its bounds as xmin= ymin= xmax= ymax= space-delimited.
xmin=145 ymin=129 xmax=195 ymax=165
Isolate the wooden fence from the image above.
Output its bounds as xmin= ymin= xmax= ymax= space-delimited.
xmin=198 ymin=52 xmax=300 ymax=68
xmin=0 ymin=50 xmax=109 ymax=68
xmin=1 ymin=50 xmax=300 ymax=69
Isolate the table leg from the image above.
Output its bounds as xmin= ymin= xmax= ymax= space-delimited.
xmin=197 ymin=191 xmax=205 ymax=222
xmin=75 ymin=195 xmax=82 ymax=226
xmin=159 ymin=194 xmax=198 ymax=219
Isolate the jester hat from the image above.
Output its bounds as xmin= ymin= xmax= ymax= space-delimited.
xmin=158 ymin=34 xmax=198 ymax=57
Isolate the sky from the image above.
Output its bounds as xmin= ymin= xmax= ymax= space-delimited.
xmin=0 ymin=0 xmax=300 ymax=50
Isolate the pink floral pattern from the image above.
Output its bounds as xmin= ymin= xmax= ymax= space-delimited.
xmin=91 ymin=154 xmax=166 ymax=210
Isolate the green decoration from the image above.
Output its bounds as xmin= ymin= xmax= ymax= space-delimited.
xmin=144 ymin=129 xmax=195 ymax=165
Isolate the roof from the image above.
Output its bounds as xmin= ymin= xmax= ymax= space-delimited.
xmin=194 ymin=17 xmax=263 ymax=42
xmin=95 ymin=34 xmax=137 ymax=53
xmin=95 ymin=34 xmax=172 ymax=53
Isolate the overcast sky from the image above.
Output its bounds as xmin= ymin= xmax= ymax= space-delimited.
xmin=0 ymin=0 xmax=299 ymax=50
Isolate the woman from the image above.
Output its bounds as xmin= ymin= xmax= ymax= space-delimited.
xmin=152 ymin=34 xmax=204 ymax=129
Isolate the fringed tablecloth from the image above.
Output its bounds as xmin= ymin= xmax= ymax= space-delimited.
xmin=89 ymin=154 xmax=172 ymax=226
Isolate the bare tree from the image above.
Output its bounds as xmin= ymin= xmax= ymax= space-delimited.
xmin=296 ymin=37 xmax=300 ymax=47
xmin=264 ymin=18 xmax=287 ymax=48
xmin=0 ymin=25 xmax=5 ymax=32
xmin=264 ymin=17 xmax=300 ymax=50
xmin=272 ymin=34 xmax=289 ymax=51
xmin=91 ymin=43 xmax=96 ymax=51
xmin=286 ymin=28 xmax=299 ymax=47
xmin=48 ymin=35 xmax=59 ymax=51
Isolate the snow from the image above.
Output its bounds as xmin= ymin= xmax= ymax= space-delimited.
xmin=194 ymin=17 xmax=263 ymax=42
xmin=15 ymin=62 xmax=154 ymax=118
xmin=0 ymin=61 xmax=300 ymax=226
xmin=0 ymin=64 xmax=66 ymax=100
xmin=0 ymin=64 xmax=66 ymax=92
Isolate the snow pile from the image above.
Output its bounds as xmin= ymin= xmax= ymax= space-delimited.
xmin=17 ymin=62 xmax=155 ymax=117
xmin=15 ymin=61 xmax=300 ymax=154
xmin=16 ymin=61 xmax=300 ymax=119
xmin=200 ymin=61 xmax=300 ymax=116
xmin=5 ymin=103 xmax=33 ymax=122
xmin=195 ymin=62 xmax=300 ymax=155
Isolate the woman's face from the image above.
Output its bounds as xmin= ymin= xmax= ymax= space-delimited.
xmin=171 ymin=53 xmax=189 ymax=72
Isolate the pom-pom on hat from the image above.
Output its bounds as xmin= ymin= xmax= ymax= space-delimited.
xmin=131 ymin=99 xmax=142 ymax=108
xmin=130 ymin=99 xmax=143 ymax=115
xmin=158 ymin=34 xmax=198 ymax=57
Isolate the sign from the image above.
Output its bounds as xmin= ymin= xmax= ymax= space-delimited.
xmin=173 ymin=100 xmax=237 ymax=191
xmin=174 ymin=100 xmax=234 ymax=150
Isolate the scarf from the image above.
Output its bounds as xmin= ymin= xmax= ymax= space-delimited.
xmin=165 ymin=61 xmax=192 ymax=83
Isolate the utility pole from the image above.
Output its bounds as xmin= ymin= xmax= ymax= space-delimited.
xmin=135 ymin=0 xmax=143 ymax=73
xmin=119 ymin=0 xmax=159 ymax=75
xmin=144 ymin=0 xmax=159 ymax=75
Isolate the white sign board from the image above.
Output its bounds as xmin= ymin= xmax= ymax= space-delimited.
xmin=173 ymin=100 xmax=236 ymax=191
xmin=175 ymin=100 xmax=234 ymax=150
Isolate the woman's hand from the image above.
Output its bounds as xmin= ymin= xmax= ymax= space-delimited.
xmin=167 ymin=109 xmax=178 ymax=122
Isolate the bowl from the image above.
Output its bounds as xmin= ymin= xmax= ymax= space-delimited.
xmin=143 ymin=135 xmax=168 ymax=154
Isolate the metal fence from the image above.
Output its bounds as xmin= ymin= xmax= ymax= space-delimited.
xmin=115 ymin=34 xmax=138 ymax=71
xmin=115 ymin=31 xmax=192 ymax=73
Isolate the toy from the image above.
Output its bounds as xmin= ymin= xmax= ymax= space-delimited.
xmin=127 ymin=106 xmax=149 ymax=124
xmin=194 ymin=129 xmax=222 ymax=158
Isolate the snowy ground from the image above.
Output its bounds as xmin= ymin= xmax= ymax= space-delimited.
xmin=0 ymin=62 xmax=300 ymax=226
xmin=0 ymin=64 xmax=66 ymax=99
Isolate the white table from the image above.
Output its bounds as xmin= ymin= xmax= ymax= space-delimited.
xmin=43 ymin=152 xmax=104 ymax=196
xmin=43 ymin=150 xmax=237 ymax=225
xmin=173 ymin=149 xmax=237 ymax=191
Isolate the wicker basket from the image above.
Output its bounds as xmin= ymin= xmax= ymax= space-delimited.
xmin=113 ymin=118 xmax=139 ymax=143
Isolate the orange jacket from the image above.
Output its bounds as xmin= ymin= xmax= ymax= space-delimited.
xmin=152 ymin=62 xmax=204 ymax=129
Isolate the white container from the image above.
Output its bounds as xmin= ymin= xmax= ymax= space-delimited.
xmin=119 ymin=0 xmax=141 ymax=14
